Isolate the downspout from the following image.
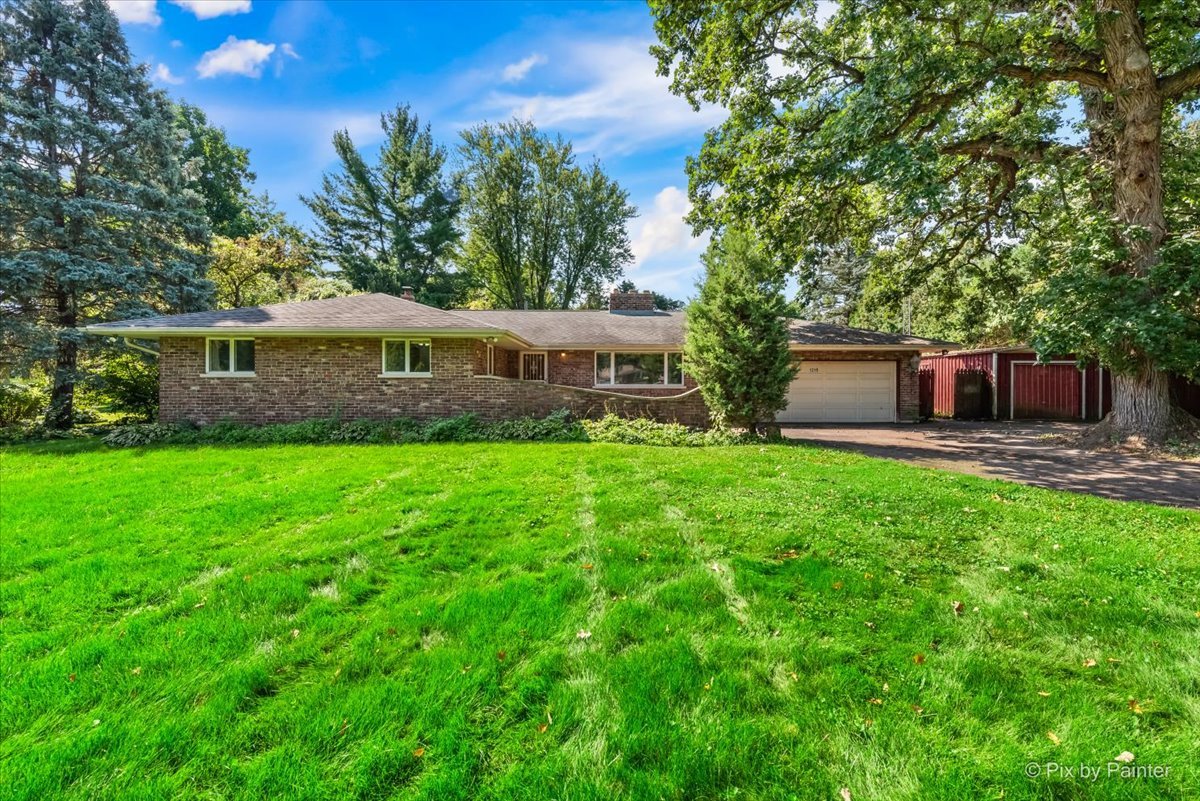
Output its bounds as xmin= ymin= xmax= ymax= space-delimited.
xmin=991 ymin=351 xmax=999 ymax=419
xmin=123 ymin=337 xmax=160 ymax=358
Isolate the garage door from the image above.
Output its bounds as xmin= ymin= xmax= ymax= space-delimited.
xmin=779 ymin=361 xmax=897 ymax=423
xmin=1011 ymin=362 xmax=1082 ymax=420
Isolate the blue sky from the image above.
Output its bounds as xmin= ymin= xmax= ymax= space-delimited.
xmin=107 ymin=0 xmax=723 ymax=299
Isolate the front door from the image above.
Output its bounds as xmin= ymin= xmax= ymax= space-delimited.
xmin=521 ymin=352 xmax=547 ymax=382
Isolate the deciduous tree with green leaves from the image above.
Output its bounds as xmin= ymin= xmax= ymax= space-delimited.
xmin=174 ymin=101 xmax=258 ymax=239
xmin=651 ymin=0 xmax=1200 ymax=442
xmin=0 ymin=0 xmax=210 ymax=429
xmin=684 ymin=229 xmax=796 ymax=433
xmin=302 ymin=106 xmax=463 ymax=306
xmin=457 ymin=120 xmax=636 ymax=309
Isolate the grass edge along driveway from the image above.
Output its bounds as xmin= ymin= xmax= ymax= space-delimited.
xmin=1 ymin=441 xmax=1197 ymax=800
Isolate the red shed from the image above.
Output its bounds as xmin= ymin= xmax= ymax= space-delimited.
xmin=920 ymin=347 xmax=1110 ymax=421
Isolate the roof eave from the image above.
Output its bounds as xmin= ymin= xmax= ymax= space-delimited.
xmin=84 ymin=325 xmax=526 ymax=344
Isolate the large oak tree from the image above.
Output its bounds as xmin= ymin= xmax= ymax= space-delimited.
xmin=651 ymin=0 xmax=1200 ymax=441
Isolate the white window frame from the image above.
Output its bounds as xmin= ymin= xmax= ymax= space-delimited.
xmin=486 ymin=343 xmax=495 ymax=376
xmin=380 ymin=338 xmax=432 ymax=377
xmin=205 ymin=337 xmax=256 ymax=377
xmin=594 ymin=351 xmax=685 ymax=388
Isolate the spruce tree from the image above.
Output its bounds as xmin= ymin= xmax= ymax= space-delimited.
xmin=0 ymin=0 xmax=210 ymax=429
xmin=302 ymin=106 xmax=462 ymax=306
xmin=685 ymin=229 xmax=795 ymax=433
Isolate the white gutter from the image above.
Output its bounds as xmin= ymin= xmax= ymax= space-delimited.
xmin=123 ymin=337 xmax=160 ymax=358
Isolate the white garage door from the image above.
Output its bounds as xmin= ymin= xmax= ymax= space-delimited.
xmin=779 ymin=361 xmax=897 ymax=423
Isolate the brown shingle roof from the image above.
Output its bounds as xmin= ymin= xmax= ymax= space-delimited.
xmin=787 ymin=320 xmax=957 ymax=349
xmin=88 ymin=293 xmax=503 ymax=335
xmin=86 ymin=293 xmax=957 ymax=351
xmin=454 ymin=309 xmax=685 ymax=348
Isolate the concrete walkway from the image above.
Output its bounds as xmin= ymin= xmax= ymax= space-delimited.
xmin=781 ymin=420 xmax=1200 ymax=510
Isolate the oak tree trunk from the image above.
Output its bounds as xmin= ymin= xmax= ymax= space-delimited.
xmin=1093 ymin=0 xmax=1179 ymax=441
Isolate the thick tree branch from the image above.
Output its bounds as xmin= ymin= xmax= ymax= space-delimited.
xmin=997 ymin=63 xmax=1109 ymax=89
xmin=940 ymin=137 xmax=1074 ymax=163
xmin=1159 ymin=62 xmax=1200 ymax=98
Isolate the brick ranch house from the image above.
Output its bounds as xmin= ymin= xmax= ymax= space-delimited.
xmin=86 ymin=290 xmax=954 ymax=427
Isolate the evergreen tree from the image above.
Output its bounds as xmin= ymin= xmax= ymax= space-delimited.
xmin=684 ymin=230 xmax=795 ymax=432
xmin=302 ymin=105 xmax=462 ymax=306
xmin=0 ymin=0 xmax=211 ymax=429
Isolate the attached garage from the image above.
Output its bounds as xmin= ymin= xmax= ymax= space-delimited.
xmin=779 ymin=360 xmax=897 ymax=423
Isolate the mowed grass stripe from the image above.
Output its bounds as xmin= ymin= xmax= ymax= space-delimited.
xmin=1 ymin=441 xmax=1197 ymax=800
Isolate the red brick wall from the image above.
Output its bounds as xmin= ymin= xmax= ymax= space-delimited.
xmin=790 ymin=350 xmax=921 ymax=422
xmin=609 ymin=291 xmax=656 ymax=311
xmin=159 ymin=337 xmax=709 ymax=426
xmin=157 ymin=338 xmax=917 ymax=428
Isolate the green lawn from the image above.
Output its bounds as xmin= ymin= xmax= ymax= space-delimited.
xmin=1 ymin=441 xmax=1197 ymax=800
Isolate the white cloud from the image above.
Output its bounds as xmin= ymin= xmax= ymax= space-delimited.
xmin=501 ymin=53 xmax=546 ymax=83
xmin=153 ymin=63 xmax=184 ymax=85
xmin=280 ymin=43 xmax=300 ymax=60
xmin=197 ymin=37 xmax=276 ymax=79
xmin=631 ymin=186 xmax=709 ymax=267
xmin=170 ymin=0 xmax=251 ymax=20
xmin=478 ymin=38 xmax=724 ymax=156
xmin=106 ymin=0 xmax=160 ymax=26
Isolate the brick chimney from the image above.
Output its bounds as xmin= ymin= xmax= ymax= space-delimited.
xmin=400 ymin=286 xmax=415 ymax=301
xmin=609 ymin=289 xmax=655 ymax=313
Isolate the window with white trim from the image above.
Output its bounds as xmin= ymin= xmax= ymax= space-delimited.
xmin=595 ymin=351 xmax=684 ymax=386
xmin=382 ymin=339 xmax=432 ymax=376
xmin=206 ymin=337 xmax=255 ymax=375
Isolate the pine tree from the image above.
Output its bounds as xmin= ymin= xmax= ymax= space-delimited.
xmin=301 ymin=106 xmax=462 ymax=306
xmin=684 ymin=230 xmax=795 ymax=433
xmin=0 ymin=0 xmax=211 ymax=429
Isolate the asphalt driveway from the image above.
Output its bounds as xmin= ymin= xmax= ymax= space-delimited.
xmin=782 ymin=420 xmax=1200 ymax=509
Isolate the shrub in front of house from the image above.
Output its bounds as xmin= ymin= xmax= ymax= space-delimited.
xmin=99 ymin=411 xmax=754 ymax=448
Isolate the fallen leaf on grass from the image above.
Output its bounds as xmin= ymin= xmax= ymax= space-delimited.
xmin=497 ymin=651 xmax=506 ymax=662
xmin=194 ymin=598 xmax=206 ymax=609
xmin=537 ymin=723 xmax=548 ymax=733
xmin=581 ymin=563 xmax=594 ymax=571
xmin=840 ymin=787 xmax=852 ymax=801
xmin=1106 ymin=657 xmax=1120 ymax=664
xmin=913 ymin=653 xmax=926 ymax=665
xmin=832 ymin=581 xmax=844 ymax=590
xmin=68 ymin=674 xmax=76 ymax=683
xmin=291 ymin=628 xmax=300 ymax=639
xmin=703 ymin=677 xmax=713 ymax=691
xmin=1047 ymin=731 xmax=1061 ymax=746
xmin=864 ymin=621 xmax=875 ymax=630
xmin=911 ymin=704 xmax=924 ymax=715
xmin=952 ymin=601 xmax=965 ymax=616
xmin=576 ymin=629 xmax=592 ymax=640
xmin=1037 ymin=691 xmax=1051 ymax=698
xmin=1128 ymin=699 xmax=1145 ymax=715
xmin=413 ymin=747 xmax=425 ymax=758
xmin=131 ymin=667 xmax=141 ymax=676
xmin=1113 ymin=751 xmax=1135 ymax=764
xmin=868 ymin=698 xmax=882 ymax=705
xmin=1082 ymin=658 xmax=1097 ymax=668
